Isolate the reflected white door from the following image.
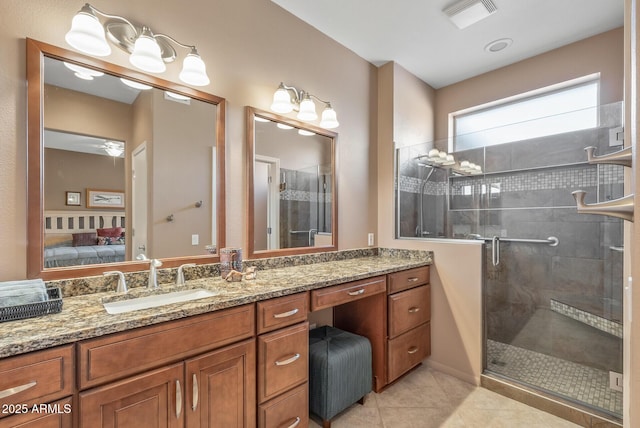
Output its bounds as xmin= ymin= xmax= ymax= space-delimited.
xmin=255 ymin=155 xmax=280 ymax=250
xmin=132 ymin=143 xmax=148 ymax=259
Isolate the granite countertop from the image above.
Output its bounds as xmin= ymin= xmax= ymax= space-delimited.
xmin=0 ymin=253 xmax=431 ymax=358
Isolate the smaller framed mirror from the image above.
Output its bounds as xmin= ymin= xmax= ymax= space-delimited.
xmin=246 ymin=107 xmax=338 ymax=258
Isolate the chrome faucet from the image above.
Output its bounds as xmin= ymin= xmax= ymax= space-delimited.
xmin=104 ymin=271 xmax=127 ymax=293
xmin=176 ymin=263 xmax=196 ymax=285
xmin=136 ymin=254 xmax=163 ymax=289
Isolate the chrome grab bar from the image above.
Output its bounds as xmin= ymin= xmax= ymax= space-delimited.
xmin=473 ymin=235 xmax=559 ymax=247
xmin=472 ymin=235 xmax=559 ymax=267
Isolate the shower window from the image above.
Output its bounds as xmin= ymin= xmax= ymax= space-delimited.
xmin=451 ymin=75 xmax=600 ymax=151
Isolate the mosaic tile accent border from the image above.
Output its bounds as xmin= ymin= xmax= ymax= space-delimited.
xmin=280 ymin=189 xmax=332 ymax=203
xmin=487 ymin=339 xmax=623 ymax=417
xmin=399 ymin=164 xmax=624 ymax=196
xmin=550 ymin=299 xmax=623 ymax=339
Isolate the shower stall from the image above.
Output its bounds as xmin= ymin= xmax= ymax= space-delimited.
xmin=396 ymin=102 xmax=625 ymax=420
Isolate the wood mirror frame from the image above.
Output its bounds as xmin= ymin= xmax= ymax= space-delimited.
xmin=27 ymin=38 xmax=226 ymax=280
xmin=246 ymin=106 xmax=338 ymax=259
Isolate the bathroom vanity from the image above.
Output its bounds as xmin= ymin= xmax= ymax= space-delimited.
xmin=0 ymin=250 xmax=431 ymax=428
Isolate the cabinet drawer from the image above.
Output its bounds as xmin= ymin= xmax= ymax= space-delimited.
xmin=258 ymin=322 xmax=308 ymax=403
xmin=0 ymin=345 xmax=73 ymax=416
xmin=388 ymin=266 xmax=429 ymax=294
xmin=78 ymin=304 xmax=255 ymax=389
xmin=387 ymin=323 xmax=430 ymax=383
xmin=388 ymin=285 xmax=430 ymax=338
xmin=257 ymin=292 xmax=308 ymax=334
xmin=310 ymin=276 xmax=386 ymax=311
xmin=258 ymin=383 xmax=308 ymax=428
xmin=0 ymin=396 xmax=72 ymax=427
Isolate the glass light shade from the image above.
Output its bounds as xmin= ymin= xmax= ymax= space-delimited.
xmin=65 ymin=9 xmax=111 ymax=57
xmin=319 ymin=106 xmax=339 ymax=129
xmin=297 ymin=96 xmax=317 ymax=121
xmin=277 ymin=123 xmax=294 ymax=130
xmin=271 ymin=87 xmax=293 ymax=113
xmin=298 ymin=129 xmax=315 ymax=136
xmin=179 ymin=51 xmax=210 ymax=86
xmin=129 ymin=31 xmax=166 ymax=73
xmin=120 ymin=78 xmax=153 ymax=90
xmin=165 ymin=91 xmax=191 ymax=101
xmin=63 ymin=62 xmax=104 ymax=80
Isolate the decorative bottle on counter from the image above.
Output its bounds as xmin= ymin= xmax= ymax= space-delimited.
xmin=220 ymin=248 xmax=242 ymax=278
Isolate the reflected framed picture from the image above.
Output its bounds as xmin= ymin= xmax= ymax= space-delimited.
xmin=87 ymin=189 xmax=125 ymax=209
xmin=66 ymin=191 xmax=81 ymax=206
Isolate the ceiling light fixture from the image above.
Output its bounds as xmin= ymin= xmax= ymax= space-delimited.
xmin=65 ymin=3 xmax=210 ymax=87
xmin=103 ymin=141 xmax=124 ymax=157
xmin=443 ymin=0 xmax=497 ymax=29
xmin=270 ymin=82 xmax=339 ymax=129
xmin=484 ymin=38 xmax=513 ymax=53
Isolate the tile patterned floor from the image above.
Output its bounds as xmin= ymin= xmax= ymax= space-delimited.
xmin=309 ymin=365 xmax=580 ymax=428
xmin=486 ymin=340 xmax=623 ymax=417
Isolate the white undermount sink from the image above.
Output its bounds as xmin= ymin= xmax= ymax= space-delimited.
xmin=103 ymin=288 xmax=219 ymax=314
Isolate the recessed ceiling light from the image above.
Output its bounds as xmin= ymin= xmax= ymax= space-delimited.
xmin=484 ymin=38 xmax=513 ymax=53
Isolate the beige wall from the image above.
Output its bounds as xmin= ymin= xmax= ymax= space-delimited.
xmin=44 ymin=148 xmax=125 ymax=211
xmin=434 ymin=27 xmax=624 ymax=142
xmin=151 ymin=90 xmax=216 ymax=258
xmin=377 ymin=61 xmax=484 ymax=384
xmin=44 ymin=84 xmax=132 ymax=142
xmin=0 ymin=0 xmax=374 ymax=279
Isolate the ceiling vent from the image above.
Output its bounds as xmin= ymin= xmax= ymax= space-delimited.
xmin=443 ymin=0 xmax=497 ymax=29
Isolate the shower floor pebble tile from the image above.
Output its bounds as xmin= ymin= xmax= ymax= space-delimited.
xmin=487 ymin=340 xmax=622 ymax=416
xmin=309 ymin=365 xmax=580 ymax=427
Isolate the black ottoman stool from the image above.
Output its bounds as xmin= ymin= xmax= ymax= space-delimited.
xmin=309 ymin=326 xmax=372 ymax=428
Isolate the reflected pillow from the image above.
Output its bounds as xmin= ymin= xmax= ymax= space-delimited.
xmin=98 ymin=236 xmax=125 ymax=245
xmin=72 ymin=232 xmax=97 ymax=247
xmin=97 ymin=227 xmax=123 ymax=238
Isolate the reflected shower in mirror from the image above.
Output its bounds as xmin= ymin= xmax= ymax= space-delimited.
xmin=27 ymin=39 xmax=226 ymax=279
xmin=246 ymin=107 xmax=337 ymax=259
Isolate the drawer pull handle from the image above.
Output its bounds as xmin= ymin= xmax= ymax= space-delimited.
xmin=192 ymin=373 xmax=199 ymax=411
xmin=0 ymin=381 xmax=37 ymax=399
xmin=408 ymin=346 xmax=419 ymax=354
xmin=408 ymin=307 xmax=420 ymax=313
xmin=286 ymin=416 xmax=301 ymax=428
xmin=407 ymin=277 xmax=419 ymax=282
xmin=275 ymin=353 xmax=301 ymax=366
xmin=348 ymin=289 xmax=365 ymax=296
xmin=176 ymin=380 xmax=182 ymax=418
xmin=273 ymin=308 xmax=299 ymax=318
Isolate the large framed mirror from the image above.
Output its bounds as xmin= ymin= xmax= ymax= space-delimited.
xmin=246 ymin=107 xmax=337 ymax=259
xmin=27 ymin=39 xmax=226 ymax=280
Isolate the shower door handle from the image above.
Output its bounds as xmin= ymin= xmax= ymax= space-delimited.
xmin=492 ymin=236 xmax=500 ymax=267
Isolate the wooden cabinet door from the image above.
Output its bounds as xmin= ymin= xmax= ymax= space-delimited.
xmin=185 ymin=339 xmax=256 ymax=428
xmin=79 ymin=363 xmax=184 ymax=428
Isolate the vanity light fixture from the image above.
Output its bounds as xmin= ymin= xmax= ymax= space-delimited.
xmin=65 ymin=3 xmax=211 ymax=86
xmin=63 ymin=61 xmax=104 ymax=80
xmin=298 ymin=129 xmax=315 ymax=136
xmin=270 ymin=82 xmax=339 ymax=129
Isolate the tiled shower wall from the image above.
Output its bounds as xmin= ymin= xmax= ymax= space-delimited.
xmin=280 ymin=167 xmax=332 ymax=248
xmin=396 ymin=102 xmax=624 ymax=372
